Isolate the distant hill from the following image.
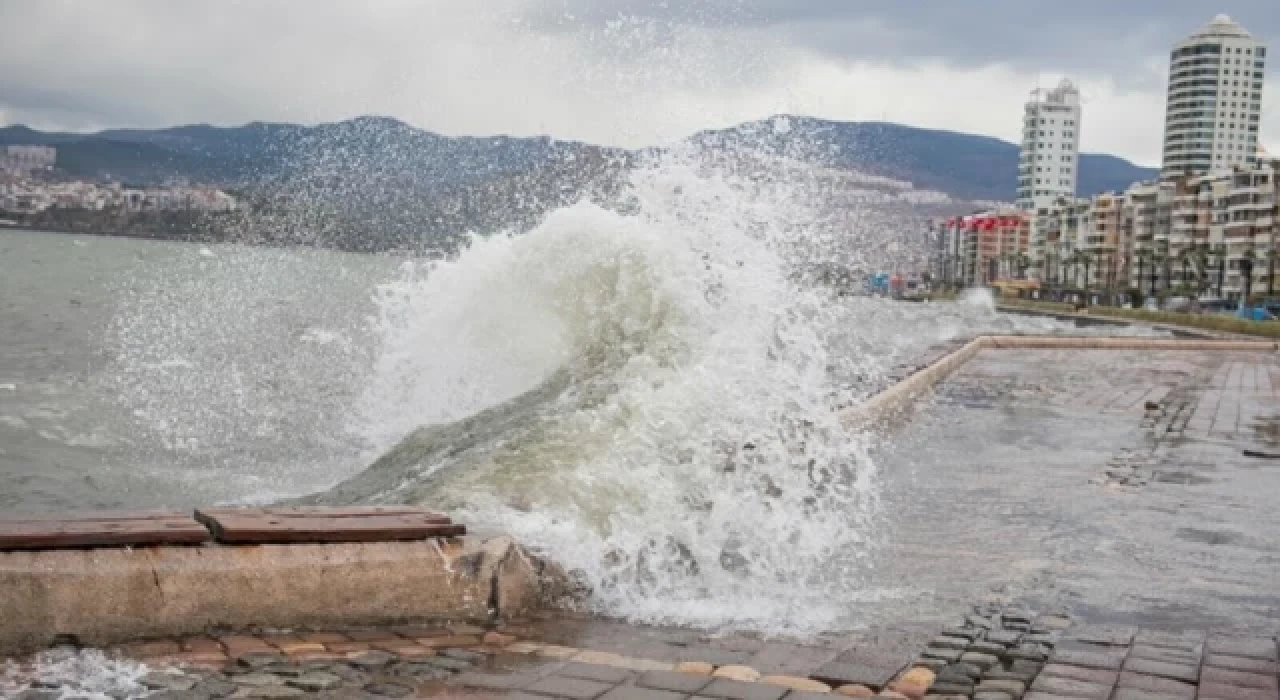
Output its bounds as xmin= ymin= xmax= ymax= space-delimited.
xmin=1 ymin=115 xmax=1156 ymax=202
xmin=0 ymin=117 xmax=618 ymax=188
xmin=692 ymin=116 xmax=1157 ymax=201
xmin=1 ymin=116 xmax=1159 ymax=253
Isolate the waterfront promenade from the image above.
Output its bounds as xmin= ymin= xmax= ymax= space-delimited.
xmin=4 ymin=338 xmax=1279 ymax=698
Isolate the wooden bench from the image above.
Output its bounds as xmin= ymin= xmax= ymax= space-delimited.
xmin=193 ymin=505 xmax=466 ymax=544
xmin=0 ymin=511 xmax=211 ymax=550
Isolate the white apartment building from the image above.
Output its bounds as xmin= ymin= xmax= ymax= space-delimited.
xmin=1122 ymin=180 xmax=1176 ymax=289
xmin=1016 ymin=79 xmax=1082 ymax=212
xmin=1161 ymin=14 xmax=1267 ymax=176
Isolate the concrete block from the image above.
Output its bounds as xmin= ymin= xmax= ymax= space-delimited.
xmin=0 ymin=535 xmax=549 ymax=654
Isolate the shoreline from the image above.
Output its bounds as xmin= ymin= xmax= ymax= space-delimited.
xmin=0 ymin=223 xmax=432 ymax=258
xmin=0 ymin=220 xmax=223 ymax=245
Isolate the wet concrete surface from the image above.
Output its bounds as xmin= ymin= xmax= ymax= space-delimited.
xmin=504 ymin=611 xmax=932 ymax=673
xmin=864 ymin=347 xmax=1280 ymax=634
xmin=7 ymin=346 xmax=1280 ymax=698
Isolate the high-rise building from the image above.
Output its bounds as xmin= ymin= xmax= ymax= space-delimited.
xmin=1161 ymin=14 xmax=1267 ymax=177
xmin=1016 ymin=79 xmax=1082 ymax=212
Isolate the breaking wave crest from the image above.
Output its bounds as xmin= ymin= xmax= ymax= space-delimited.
xmin=316 ymin=150 xmax=935 ymax=632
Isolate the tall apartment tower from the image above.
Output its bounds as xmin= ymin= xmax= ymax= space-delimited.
xmin=1161 ymin=14 xmax=1267 ymax=176
xmin=1016 ymin=79 xmax=1082 ymax=212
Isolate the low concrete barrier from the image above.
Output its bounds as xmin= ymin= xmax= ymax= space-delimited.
xmin=853 ymin=336 xmax=987 ymax=427
xmin=0 ymin=534 xmax=549 ymax=655
xmin=851 ymin=334 xmax=1278 ymax=427
xmin=982 ymin=335 xmax=1279 ymax=351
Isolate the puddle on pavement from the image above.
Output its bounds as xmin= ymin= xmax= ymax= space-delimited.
xmin=1174 ymin=527 xmax=1242 ymax=546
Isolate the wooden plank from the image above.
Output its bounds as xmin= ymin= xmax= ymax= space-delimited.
xmin=194 ymin=507 xmax=465 ymax=544
xmin=0 ymin=510 xmax=191 ymax=524
xmin=0 ymin=512 xmax=210 ymax=550
xmin=195 ymin=505 xmax=451 ymax=523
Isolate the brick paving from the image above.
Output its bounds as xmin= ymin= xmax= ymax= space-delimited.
xmin=8 ymin=609 xmax=1271 ymax=698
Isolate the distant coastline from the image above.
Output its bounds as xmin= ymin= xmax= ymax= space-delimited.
xmin=0 ymin=220 xmax=209 ymax=246
xmin=0 ymin=212 xmax=441 ymax=258
xmin=0 ymin=207 xmax=245 ymax=244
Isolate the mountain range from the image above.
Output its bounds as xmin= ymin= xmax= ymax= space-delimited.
xmin=1 ymin=116 xmax=1156 ymax=203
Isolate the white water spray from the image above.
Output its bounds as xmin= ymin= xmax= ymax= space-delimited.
xmin=326 ymin=150 xmax=965 ymax=632
xmin=958 ymin=287 xmax=997 ymax=311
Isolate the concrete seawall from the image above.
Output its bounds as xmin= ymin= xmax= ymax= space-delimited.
xmin=0 ymin=534 xmax=553 ymax=655
xmin=853 ymin=335 xmax=1279 ymax=427
xmin=982 ymin=335 xmax=1278 ymax=351
xmin=854 ymin=336 xmax=987 ymax=427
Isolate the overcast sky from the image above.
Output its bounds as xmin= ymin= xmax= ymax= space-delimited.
xmin=1 ymin=0 xmax=1278 ymax=167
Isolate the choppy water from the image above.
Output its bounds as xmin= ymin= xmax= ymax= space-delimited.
xmin=0 ymin=228 xmax=398 ymax=511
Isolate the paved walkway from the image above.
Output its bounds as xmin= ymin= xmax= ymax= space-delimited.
xmin=5 ymin=345 xmax=1280 ymax=699
xmin=860 ymin=347 xmax=1280 ymax=635
xmin=7 ymin=608 xmax=1278 ymax=699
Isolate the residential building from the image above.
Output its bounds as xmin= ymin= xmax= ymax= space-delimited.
xmin=1121 ymin=180 xmax=1176 ymax=289
xmin=1119 ymin=162 xmax=1277 ymax=300
xmin=1161 ymin=14 xmax=1267 ymax=176
xmin=1080 ymin=192 xmax=1123 ymax=288
xmin=1003 ymin=14 xmax=1276 ymax=302
xmin=1222 ymin=160 xmax=1277 ymax=298
xmin=0 ymin=177 xmax=236 ymax=215
xmin=1017 ymin=79 xmax=1082 ymax=212
xmin=1043 ymin=198 xmax=1091 ymax=287
xmin=0 ymin=145 xmax=56 ymax=176
xmin=936 ymin=211 xmax=1031 ymax=287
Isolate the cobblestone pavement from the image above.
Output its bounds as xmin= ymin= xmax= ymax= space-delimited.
xmin=8 ymin=608 xmax=1279 ymax=699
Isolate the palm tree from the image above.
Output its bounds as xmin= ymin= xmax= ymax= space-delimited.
xmin=1213 ymin=244 xmax=1227 ymax=299
xmin=1015 ymin=252 xmax=1030 ymax=280
xmin=1190 ymin=244 xmax=1209 ymax=298
xmin=1266 ymin=248 xmax=1276 ymax=298
xmin=951 ymin=230 xmax=963 ymax=290
xmin=1100 ymin=252 xmax=1110 ymax=295
xmin=1178 ymin=249 xmax=1192 ymax=294
xmin=1151 ymin=252 xmax=1166 ymax=298
xmin=1141 ymin=250 xmax=1152 ymax=296
xmin=1241 ymin=249 xmax=1257 ymax=306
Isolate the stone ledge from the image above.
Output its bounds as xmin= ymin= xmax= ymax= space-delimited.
xmin=0 ymin=535 xmax=551 ymax=655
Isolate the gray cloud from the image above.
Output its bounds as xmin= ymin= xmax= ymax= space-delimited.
xmin=0 ymin=0 xmax=1277 ymax=166
xmin=526 ymin=0 xmax=1278 ymax=68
